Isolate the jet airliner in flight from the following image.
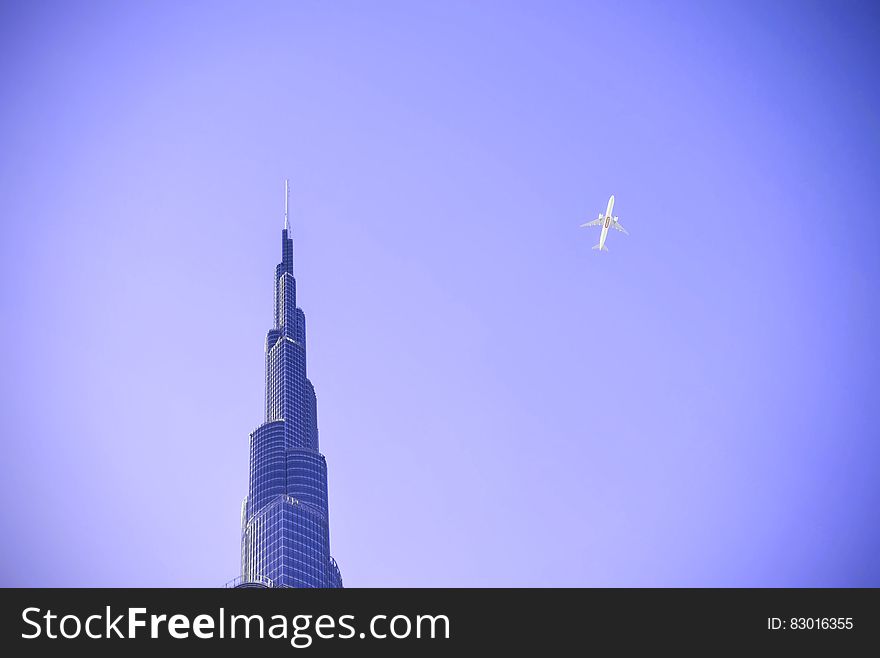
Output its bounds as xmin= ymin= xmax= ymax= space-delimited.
xmin=581 ymin=194 xmax=628 ymax=252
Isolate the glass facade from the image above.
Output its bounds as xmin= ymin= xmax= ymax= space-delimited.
xmin=234 ymin=224 xmax=343 ymax=588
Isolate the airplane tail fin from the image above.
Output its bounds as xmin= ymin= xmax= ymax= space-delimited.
xmin=592 ymin=244 xmax=608 ymax=252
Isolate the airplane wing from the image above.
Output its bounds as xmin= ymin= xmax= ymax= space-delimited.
xmin=612 ymin=220 xmax=629 ymax=235
xmin=580 ymin=213 xmax=604 ymax=228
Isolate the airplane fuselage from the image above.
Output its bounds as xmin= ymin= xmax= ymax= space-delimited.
xmin=599 ymin=195 xmax=615 ymax=251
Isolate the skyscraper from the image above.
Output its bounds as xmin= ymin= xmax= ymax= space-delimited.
xmin=230 ymin=181 xmax=343 ymax=589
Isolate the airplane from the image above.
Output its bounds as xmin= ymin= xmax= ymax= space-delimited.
xmin=580 ymin=194 xmax=628 ymax=252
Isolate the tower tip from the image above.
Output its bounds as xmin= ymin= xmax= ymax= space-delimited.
xmin=283 ymin=179 xmax=290 ymax=231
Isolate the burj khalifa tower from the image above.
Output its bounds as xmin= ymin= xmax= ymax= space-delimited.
xmin=231 ymin=181 xmax=342 ymax=589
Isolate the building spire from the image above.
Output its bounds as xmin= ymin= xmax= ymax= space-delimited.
xmin=283 ymin=178 xmax=290 ymax=231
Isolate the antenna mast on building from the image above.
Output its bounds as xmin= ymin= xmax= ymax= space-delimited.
xmin=283 ymin=178 xmax=290 ymax=231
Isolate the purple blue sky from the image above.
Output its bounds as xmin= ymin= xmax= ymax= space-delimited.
xmin=1 ymin=1 xmax=878 ymax=587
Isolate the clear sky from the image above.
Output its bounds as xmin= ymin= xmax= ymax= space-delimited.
xmin=1 ymin=0 xmax=878 ymax=586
